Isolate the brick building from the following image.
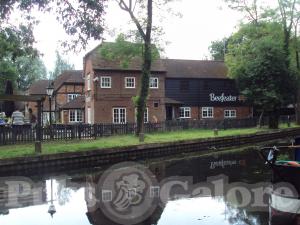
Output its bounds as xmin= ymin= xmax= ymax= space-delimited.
xmin=83 ymin=44 xmax=252 ymax=124
xmin=27 ymin=70 xmax=84 ymax=124
xmin=83 ymin=46 xmax=166 ymax=124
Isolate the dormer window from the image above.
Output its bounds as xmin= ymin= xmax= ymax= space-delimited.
xmin=125 ymin=77 xmax=135 ymax=88
xmin=101 ymin=76 xmax=111 ymax=88
xmin=150 ymin=77 xmax=159 ymax=89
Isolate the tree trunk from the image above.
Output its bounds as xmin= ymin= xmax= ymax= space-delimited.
xmin=258 ymin=109 xmax=264 ymax=128
xmin=269 ymin=108 xmax=280 ymax=129
xmin=295 ymin=89 xmax=300 ymax=125
xmin=135 ymin=0 xmax=152 ymax=139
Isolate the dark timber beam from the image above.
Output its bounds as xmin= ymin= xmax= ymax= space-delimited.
xmin=0 ymin=94 xmax=45 ymax=102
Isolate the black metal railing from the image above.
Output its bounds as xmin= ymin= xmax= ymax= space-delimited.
xmin=0 ymin=117 xmax=292 ymax=146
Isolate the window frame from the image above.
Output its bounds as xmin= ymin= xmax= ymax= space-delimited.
xmin=149 ymin=77 xmax=159 ymax=89
xmin=100 ymin=76 xmax=112 ymax=88
xmin=113 ymin=108 xmax=126 ymax=124
xmin=125 ymin=77 xmax=136 ymax=88
xmin=67 ymin=93 xmax=80 ymax=102
xmin=134 ymin=107 xmax=149 ymax=123
xmin=224 ymin=109 xmax=237 ymax=118
xmin=153 ymin=101 xmax=159 ymax=108
xmin=202 ymin=107 xmax=214 ymax=119
xmin=69 ymin=109 xmax=83 ymax=123
xmin=179 ymin=107 xmax=191 ymax=119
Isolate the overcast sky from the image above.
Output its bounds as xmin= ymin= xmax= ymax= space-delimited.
xmin=32 ymin=0 xmax=244 ymax=72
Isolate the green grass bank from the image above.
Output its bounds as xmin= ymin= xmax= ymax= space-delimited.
xmin=0 ymin=124 xmax=297 ymax=160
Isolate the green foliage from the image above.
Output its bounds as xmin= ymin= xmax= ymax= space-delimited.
xmin=0 ymin=25 xmax=40 ymax=92
xmin=15 ymin=56 xmax=47 ymax=91
xmin=226 ymin=22 xmax=298 ymax=111
xmin=209 ymin=38 xmax=228 ymax=60
xmin=99 ymin=34 xmax=160 ymax=68
xmin=0 ymin=0 xmax=107 ymax=51
xmin=49 ymin=51 xmax=74 ymax=79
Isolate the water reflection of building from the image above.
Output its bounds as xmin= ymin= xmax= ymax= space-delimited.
xmin=84 ymin=148 xmax=270 ymax=225
xmin=0 ymin=178 xmax=47 ymax=215
xmin=86 ymin=206 xmax=163 ymax=225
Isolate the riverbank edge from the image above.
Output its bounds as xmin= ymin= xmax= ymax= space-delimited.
xmin=0 ymin=127 xmax=299 ymax=175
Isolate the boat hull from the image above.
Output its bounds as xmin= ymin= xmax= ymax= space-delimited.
xmin=270 ymin=192 xmax=300 ymax=225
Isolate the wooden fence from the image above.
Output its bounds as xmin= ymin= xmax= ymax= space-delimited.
xmin=0 ymin=118 xmax=260 ymax=145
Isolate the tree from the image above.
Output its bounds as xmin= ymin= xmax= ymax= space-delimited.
xmin=0 ymin=25 xmax=38 ymax=92
xmin=224 ymin=0 xmax=300 ymax=126
xmin=226 ymin=23 xmax=298 ymax=128
xmin=15 ymin=56 xmax=47 ymax=91
xmin=3 ymin=80 xmax=15 ymax=117
xmin=208 ymin=38 xmax=228 ymax=60
xmin=49 ymin=51 xmax=74 ymax=79
xmin=224 ymin=0 xmax=260 ymax=24
xmin=1 ymin=0 xmax=177 ymax=139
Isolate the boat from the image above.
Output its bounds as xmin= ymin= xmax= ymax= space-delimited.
xmin=260 ymin=138 xmax=300 ymax=225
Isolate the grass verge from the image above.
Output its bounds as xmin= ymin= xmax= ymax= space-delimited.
xmin=0 ymin=124 xmax=297 ymax=160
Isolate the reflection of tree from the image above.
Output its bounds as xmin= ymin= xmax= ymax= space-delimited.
xmin=56 ymin=179 xmax=72 ymax=206
xmin=225 ymin=202 xmax=268 ymax=225
xmin=227 ymin=205 xmax=259 ymax=225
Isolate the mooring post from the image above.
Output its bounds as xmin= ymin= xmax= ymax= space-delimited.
xmin=139 ymin=133 xmax=145 ymax=142
xmin=214 ymin=128 xmax=218 ymax=136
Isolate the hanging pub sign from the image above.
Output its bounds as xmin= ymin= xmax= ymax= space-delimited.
xmin=209 ymin=93 xmax=246 ymax=102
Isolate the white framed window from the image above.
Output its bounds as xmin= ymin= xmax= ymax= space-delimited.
xmin=134 ymin=108 xmax=149 ymax=123
xmin=202 ymin=107 xmax=214 ymax=118
xmin=125 ymin=77 xmax=135 ymax=88
xmin=113 ymin=108 xmax=126 ymax=124
xmin=87 ymin=74 xmax=91 ymax=91
xmin=224 ymin=110 xmax=237 ymax=118
xmin=150 ymin=77 xmax=159 ymax=89
xmin=67 ymin=94 xmax=80 ymax=102
xmin=180 ymin=107 xmax=191 ymax=118
xmin=69 ymin=110 xmax=83 ymax=123
xmin=101 ymin=76 xmax=111 ymax=88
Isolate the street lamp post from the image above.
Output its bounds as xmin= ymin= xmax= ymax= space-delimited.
xmin=48 ymin=178 xmax=56 ymax=218
xmin=46 ymin=82 xmax=54 ymax=139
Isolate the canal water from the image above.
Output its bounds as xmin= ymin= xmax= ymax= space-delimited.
xmin=0 ymin=146 xmax=292 ymax=225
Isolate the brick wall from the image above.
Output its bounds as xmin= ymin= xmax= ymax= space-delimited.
xmin=86 ymin=70 xmax=166 ymax=123
xmin=199 ymin=106 xmax=252 ymax=120
xmin=93 ymin=98 xmax=165 ymax=123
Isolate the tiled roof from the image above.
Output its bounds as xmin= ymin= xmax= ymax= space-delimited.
xmin=164 ymin=59 xmax=228 ymax=79
xmin=85 ymin=43 xmax=166 ymax=72
xmin=28 ymin=80 xmax=51 ymax=95
xmin=60 ymin=96 xmax=85 ymax=109
xmin=54 ymin=70 xmax=83 ymax=91
xmin=85 ymin=43 xmax=228 ymax=79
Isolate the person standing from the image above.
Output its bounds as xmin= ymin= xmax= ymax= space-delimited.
xmin=11 ymin=108 xmax=25 ymax=142
xmin=11 ymin=108 xmax=25 ymax=125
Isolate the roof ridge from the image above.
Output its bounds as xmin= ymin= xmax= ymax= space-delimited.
xmin=164 ymin=58 xmax=225 ymax=63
